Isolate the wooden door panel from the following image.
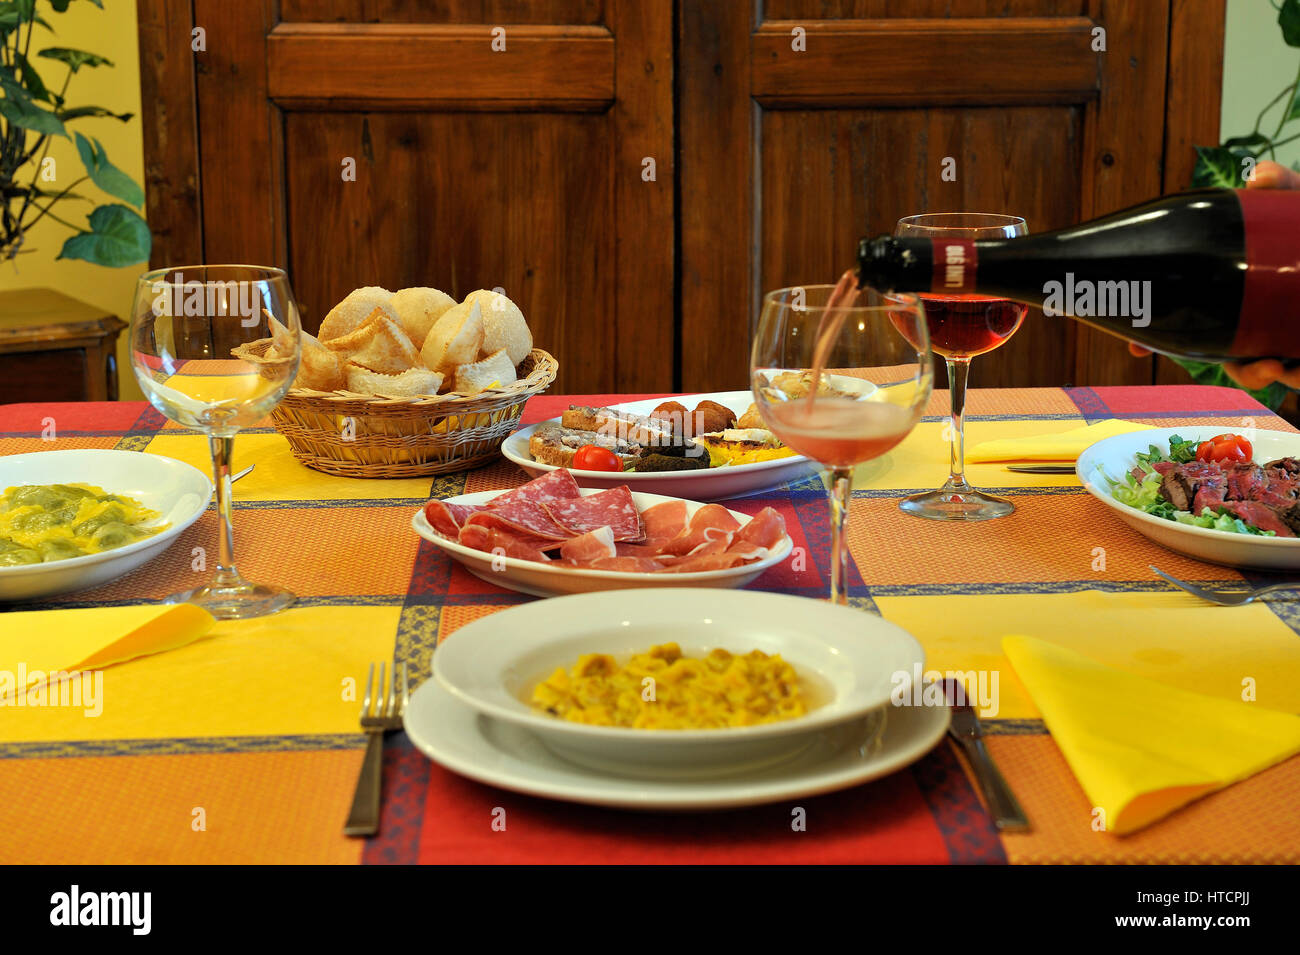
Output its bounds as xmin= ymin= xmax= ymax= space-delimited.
xmin=760 ymin=105 xmax=1081 ymax=388
xmin=281 ymin=0 xmax=605 ymax=23
xmin=284 ymin=112 xmax=615 ymax=390
xmin=681 ymin=0 xmax=1185 ymax=392
xmin=174 ymin=0 xmax=671 ymax=394
xmin=766 ymin=0 xmax=1084 ymax=16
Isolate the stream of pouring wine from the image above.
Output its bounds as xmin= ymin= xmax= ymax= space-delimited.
xmin=804 ymin=268 xmax=862 ymax=415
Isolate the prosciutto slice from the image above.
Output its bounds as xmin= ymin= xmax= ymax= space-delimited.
xmin=658 ymin=504 xmax=742 ymax=557
xmin=559 ymin=526 xmax=618 ymax=562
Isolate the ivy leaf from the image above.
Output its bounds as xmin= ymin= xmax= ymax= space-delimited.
xmin=1192 ymin=145 xmax=1247 ymax=188
xmin=74 ymin=131 xmax=143 ymax=207
xmin=57 ymin=204 xmax=151 ymax=268
xmin=0 ymin=87 xmax=67 ymax=137
xmin=58 ymin=105 xmax=134 ymax=123
xmin=1289 ymin=87 xmax=1300 ymax=123
xmin=1282 ymin=0 xmax=1300 ymax=47
xmin=1222 ymin=133 xmax=1271 ymax=150
xmin=13 ymin=51 xmax=51 ymax=103
xmin=49 ymin=0 xmax=104 ymax=9
xmin=37 ymin=47 xmax=114 ymax=73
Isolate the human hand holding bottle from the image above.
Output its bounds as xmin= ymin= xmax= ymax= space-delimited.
xmin=1128 ymin=160 xmax=1300 ymax=388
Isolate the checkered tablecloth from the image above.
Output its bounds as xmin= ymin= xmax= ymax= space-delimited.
xmin=2 ymin=386 xmax=1298 ymax=863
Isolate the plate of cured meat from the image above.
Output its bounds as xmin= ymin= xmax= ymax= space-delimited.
xmin=412 ymin=470 xmax=793 ymax=597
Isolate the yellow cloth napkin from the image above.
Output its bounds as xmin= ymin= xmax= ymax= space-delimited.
xmin=1003 ymin=635 xmax=1300 ymax=834
xmin=966 ymin=419 xmax=1149 ymax=463
xmin=1 ymin=605 xmax=214 ymax=695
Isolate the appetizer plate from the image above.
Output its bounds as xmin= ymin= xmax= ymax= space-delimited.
xmin=0 ymin=449 xmax=213 ymax=601
xmin=404 ymin=678 xmax=949 ymax=810
xmin=412 ymin=489 xmax=793 ymax=598
xmin=1077 ymin=426 xmax=1300 ymax=570
xmin=501 ymin=390 xmax=817 ymax=500
xmin=432 ymin=589 xmax=925 ymax=777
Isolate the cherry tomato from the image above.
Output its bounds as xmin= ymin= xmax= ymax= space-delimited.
xmin=1195 ymin=433 xmax=1252 ymax=464
xmin=572 ymin=444 xmax=623 ymax=472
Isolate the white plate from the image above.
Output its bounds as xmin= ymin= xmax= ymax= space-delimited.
xmin=411 ymin=488 xmax=793 ymax=598
xmin=1077 ymin=427 xmax=1300 ymax=570
xmin=432 ymin=589 xmax=926 ymax=776
xmin=501 ymin=390 xmax=817 ymax=500
xmin=0 ymin=449 xmax=213 ymax=601
xmin=404 ymin=677 xmax=949 ymax=810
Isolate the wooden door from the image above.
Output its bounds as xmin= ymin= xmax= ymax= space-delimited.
xmin=138 ymin=0 xmax=673 ymax=394
xmin=679 ymin=0 xmax=1224 ymax=392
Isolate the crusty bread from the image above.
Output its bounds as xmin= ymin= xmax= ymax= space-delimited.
xmin=561 ymin=405 xmax=679 ymax=447
xmin=464 ymin=289 xmax=532 ymax=365
xmin=529 ymin=424 xmax=642 ymax=468
xmin=454 ymin=347 xmax=516 ymax=394
xmin=319 ymin=287 xmax=396 ymax=341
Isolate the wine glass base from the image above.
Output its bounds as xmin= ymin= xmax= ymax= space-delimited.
xmin=899 ymin=486 xmax=1014 ymax=522
xmin=165 ymin=581 xmax=296 ymax=620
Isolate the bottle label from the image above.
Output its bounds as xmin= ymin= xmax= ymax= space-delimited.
xmin=930 ymin=239 xmax=978 ymax=294
xmin=1232 ymin=188 xmax=1300 ymax=359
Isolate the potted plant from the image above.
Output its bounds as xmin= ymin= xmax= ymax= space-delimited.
xmin=0 ymin=0 xmax=149 ymax=267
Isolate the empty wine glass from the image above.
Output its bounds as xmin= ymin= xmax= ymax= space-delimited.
xmin=130 ymin=265 xmax=301 ymax=619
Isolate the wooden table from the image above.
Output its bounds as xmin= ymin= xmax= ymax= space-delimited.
xmin=0 ymin=288 xmax=126 ymax=403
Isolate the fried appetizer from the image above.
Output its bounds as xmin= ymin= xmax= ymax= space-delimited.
xmin=324 ymin=308 xmax=421 ymax=375
xmin=737 ymin=402 xmax=766 ymax=430
xmin=454 ymin=347 xmax=516 ymax=394
xmin=421 ymin=300 xmax=485 ymax=374
xmin=690 ymin=399 xmax=736 ymax=436
xmin=463 ymin=289 xmax=533 ymax=365
xmin=345 ymin=363 xmax=443 ymax=398
xmin=391 ymin=287 xmax=456 ymax=349
xmin=319 ymin=286 xmax=397 ymax=341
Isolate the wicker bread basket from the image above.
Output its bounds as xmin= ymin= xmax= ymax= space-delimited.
xmin=231 ymin=338 xmax=558 ymax=478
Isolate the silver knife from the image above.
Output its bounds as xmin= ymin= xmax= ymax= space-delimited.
xmin=1004 ymin=464 xmax=1077 ymax=474
xmin=942 ymin=679 xmax=1030 ymax=831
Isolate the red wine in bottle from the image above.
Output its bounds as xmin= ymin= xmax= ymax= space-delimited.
xmin=856 ymin=188 xmax=1300 ymax=361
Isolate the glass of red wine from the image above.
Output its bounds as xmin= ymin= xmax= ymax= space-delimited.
xmin=752 ymin=282 xmax=933 ymax=605
xmin=894 ymin=213 xmax=1027 ymax=521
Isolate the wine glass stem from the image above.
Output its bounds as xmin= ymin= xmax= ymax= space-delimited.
xmin=947 ymin=357 xmax=971 ymax=489
xmin=828 ymin=466 xmax=853 ymax=605
xmin=209 ymin=434 xmax=241 ymax=585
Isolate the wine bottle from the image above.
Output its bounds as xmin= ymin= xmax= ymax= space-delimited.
xmin=856 ymin=188 xmax=1300 ymax=361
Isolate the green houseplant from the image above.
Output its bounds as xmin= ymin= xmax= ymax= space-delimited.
xmin=0 ymin=0 xmax=149 ymax=268
xmin=1183 ymin=0 xmax=1300 ymax=409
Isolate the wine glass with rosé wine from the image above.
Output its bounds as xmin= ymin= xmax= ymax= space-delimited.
xmin=893 ymin=212 xmax=1028 ymax=522
xmin=751 ymin=279 xmax=933 ymax=605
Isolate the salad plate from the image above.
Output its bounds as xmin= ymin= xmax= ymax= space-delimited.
xmin=1077 ymin=427 xmax=1300 ymax=570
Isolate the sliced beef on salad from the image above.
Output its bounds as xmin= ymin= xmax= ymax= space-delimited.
xmin=1109 ymin=433 xmax=1300 ymax=537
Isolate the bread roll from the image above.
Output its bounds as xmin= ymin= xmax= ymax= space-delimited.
xmin=391 ymin=287 xmax=456 ymax=349
xmin=463 ymin=289 xmax=532 ymax=365
xmin=421 ymin=300 xmax=485 ymax=372
xmin=319 ymin=287 xmax=396 ymax=341
xmin=453 ymin=348 xmax=516 ymax=394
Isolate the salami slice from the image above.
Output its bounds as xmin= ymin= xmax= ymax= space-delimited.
xmin=458 ymin=523 xmax=552 ymax=563
xmin=465 ymin=504 xmax=571 ymax=541
xmin=487 ymin=469 xmax=582 ymax=510
xmin=543 ymin=486 xmax=644 ymax=542
xmin=423 ymin=500 xmax=486 ymax=539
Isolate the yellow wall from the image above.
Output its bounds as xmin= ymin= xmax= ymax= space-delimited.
xmin=0 ymin=0 xmax=145 ymax=399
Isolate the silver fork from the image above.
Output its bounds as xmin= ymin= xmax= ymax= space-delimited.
xmin=344 ymin=661 xmax=409 ymax=837
xmin=1150 ymin=565 xmax=1298 ymax=607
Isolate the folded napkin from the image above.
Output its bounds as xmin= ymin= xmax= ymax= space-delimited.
xmin=1 ymin=604 xmax=214 ymax=695
xmin=1003 ymin=635 xmax=1300 ymax=834
xmin=967 ymin=419 xmax=1149 ymax=463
